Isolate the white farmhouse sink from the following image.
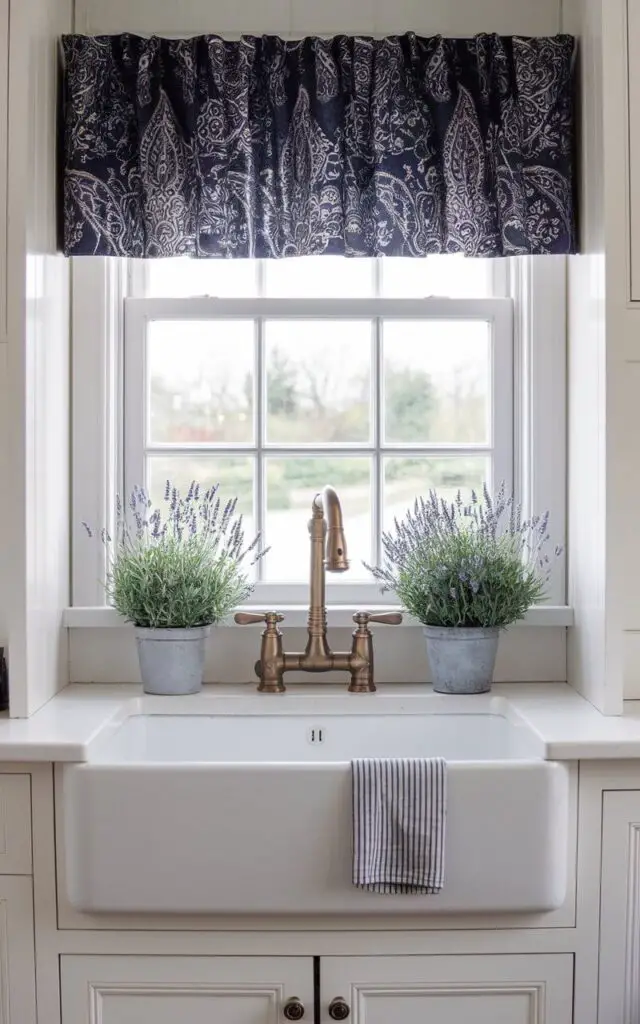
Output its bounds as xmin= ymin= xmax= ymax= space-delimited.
xmin=60 ymin=695 xmax=570 ymax=916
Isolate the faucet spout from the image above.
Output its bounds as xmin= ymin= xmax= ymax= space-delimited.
xmin=313 ymin=486 xmax=349 ymax=573
xmin=235 ymin=483 xmax=402 ymax=691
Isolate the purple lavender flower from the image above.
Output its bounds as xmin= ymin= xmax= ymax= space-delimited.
xmin=364 ymin=481 xmax=561 ymax=629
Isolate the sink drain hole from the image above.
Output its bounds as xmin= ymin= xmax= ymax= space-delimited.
xmin=308 ymin=727 xmax=325 ymax=744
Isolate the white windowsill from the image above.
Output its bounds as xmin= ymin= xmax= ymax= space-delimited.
xmin=63 ymin=605 xmax=575 ymax=630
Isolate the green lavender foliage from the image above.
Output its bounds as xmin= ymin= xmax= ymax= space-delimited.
xmin=84 ymin=482 xmax=267 ymax=629
xmin=366 ymin=484 xmax=561 ymax=629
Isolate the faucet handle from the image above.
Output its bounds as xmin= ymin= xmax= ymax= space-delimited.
xmin=235 ymin=612 xmax=286 ymax=694
xmin=234 ymin=611 xmax=284 ymax=628
xmin=353 ymin=611 xmax=403 ymax=628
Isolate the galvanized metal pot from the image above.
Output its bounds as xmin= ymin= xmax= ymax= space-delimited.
xmin=134 ymin=625 xmax=211 ymax=695
xmin=423 ymin=625 xmax=500 ymax=695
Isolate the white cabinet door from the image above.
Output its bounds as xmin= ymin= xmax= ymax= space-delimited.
xmin=61 ymin=955 xmax=314 ymax=1024
xmin=321 ymin=954 xmax=573 ymax=1024
xmin=599 ymin=790 xmax=640 ymax=1023
xmin=0 ymin=876 xmax=36 ymax=1024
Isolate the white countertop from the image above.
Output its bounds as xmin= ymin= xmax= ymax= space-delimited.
xmin=2 ymin=681 xmax=640 ymax=762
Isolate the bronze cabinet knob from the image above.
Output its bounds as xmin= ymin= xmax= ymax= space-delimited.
xmin=328 ymin=997 xmax=351 ymax=1020
xmin=283 ymin=997 xmax=305 ymax=1020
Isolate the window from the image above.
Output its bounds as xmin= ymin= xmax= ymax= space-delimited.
xmin=120 ymin=256 xmax=511 ymax=601
xmin=71 ymin=254 xmax=566 ymax=612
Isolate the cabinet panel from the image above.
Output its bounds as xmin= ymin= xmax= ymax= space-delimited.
xmin=61 ymin=955 xmax=314 ymax=1024
xmin=628 ymin=0 xmax=640 ymax=300
xmin=599 ymin=790 xmax=640 ymax=1023
xmin=0 ymin=0 xmax=6 ymax=343
xmin=0 ymin=776 xmax=31 ymax=874
xmin=321 ymin=954 xmax=573 ymax=1024
xmin=0 ymin=877 xmax=36 ymax=1024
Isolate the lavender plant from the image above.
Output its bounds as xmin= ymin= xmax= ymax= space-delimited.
xmin=84 ymin=481 xmax=266 ymax=629
xmin=366 ymin=483 xmax=561 ymax=629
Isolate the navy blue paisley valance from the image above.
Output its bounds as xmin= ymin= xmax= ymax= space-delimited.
xmin=61 ymin=32 xmax=577 ymax=259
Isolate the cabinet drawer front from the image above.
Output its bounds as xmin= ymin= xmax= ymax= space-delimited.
xmin=0 ymin=776 xmax=31 ymax=874
xmin=61 ymin=955 xmax=314 ymax=1024
xmin=321 ymin=954 xmax=573 ymax=1024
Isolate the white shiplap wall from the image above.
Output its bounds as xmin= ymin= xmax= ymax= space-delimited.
xmin=562 ymin=0 xmax=640 ymax=713
xmin=4 ymin=0 xmax=72 ymax=715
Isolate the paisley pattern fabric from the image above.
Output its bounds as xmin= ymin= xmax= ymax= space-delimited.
xmin=61 ymin=32 xmax=577 ymax=258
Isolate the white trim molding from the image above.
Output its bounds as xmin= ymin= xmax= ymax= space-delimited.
xmin=71 ymin=259 xmax=125 ymax=607
xmin=70 ymin=254 xmax=568 ymax=682
xmin=510 ymin=255 xmax=568 ymax=608
xmin=122 ymin=292 xmax=514 ymax=605
xmin=63 ymin=604 xmax=574 ymax=630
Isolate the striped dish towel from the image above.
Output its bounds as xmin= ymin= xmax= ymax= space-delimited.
xmin=352 ymin=758 xmax=447 ymax=894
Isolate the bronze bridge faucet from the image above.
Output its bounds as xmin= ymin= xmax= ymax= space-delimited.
xmin=235 ymin=486 xmax=402 ymax=693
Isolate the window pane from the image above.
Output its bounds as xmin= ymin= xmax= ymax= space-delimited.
xmin=265 ymin=321 xmax=371 ymax=444
xmin=383 ymin=457 xmax=490 ymax=529
xmin=146 ymin=259 xmax=258 ymax=297
xmin=265 ymin=457 xmax=372 ymax=581
xmin=148 ymin=321 xmax=254 ymax=445
xmin=381 ymin=255 xmax=491 ymax=298
xmin=383 ymin=321 xmax=490 ymax=445
xmin=147 ymin=455 xmax=256 ymax=555
xmin=264 ymin=256 xmax=374 ymax=297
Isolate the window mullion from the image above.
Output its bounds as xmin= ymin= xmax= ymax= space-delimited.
xmin=372 ymin=256 xmax=383 ymax=571
xmin=123 ymin=301 xmax=147 ymax=505
xmin=373 ymin=316 xmax=383 ymax=569
xmin=256 ymin=316 xmax=265 ymax=582
xmin=373 ymin=256 xmax=382 ymax=298
xmin=491 ymin=301 xmax=515 ymax=500
xmin=125 ymin=296 xmax=508 ymax=320
xmin=256 ymin=259 xmax=266 ymax=298
xmin=142 ymin=444 xmax=491 ymax=457
xmin=128 ymin=258 xmax=149 ymax=299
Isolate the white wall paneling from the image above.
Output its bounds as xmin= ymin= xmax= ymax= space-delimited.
xmin=67 ymin=624 xmax=567 ymax=684
xmin=564 ymin=0 xmax=608 ymax=711
xmin=0 ymin=342 xmax=7 ymax=649
xmin=5 ymin=0 xmax=73 ymax=715
xmin=601 ymin=0 xmax=639 ymax=709
xmin=614 ymin=0 xmax=640 ymax=699
xmin=0 ymin=0 xmax=7 ymax=347
xmin=74 ymin=0 xmax=563 ymax=38
xmin=0 ymin=0 xmax=9 ymax=649
xmin=627 ymin=0 xmax=640 ymax=301
xmin=562 ymin=0 xmax=636 ymax=713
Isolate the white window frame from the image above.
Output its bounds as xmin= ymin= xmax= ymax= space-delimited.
xmin=69 ymin=255 xmax=569 ymax=625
